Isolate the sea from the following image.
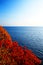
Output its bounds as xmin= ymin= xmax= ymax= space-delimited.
xmin=4 ymin=26 xmax=43 ymax=60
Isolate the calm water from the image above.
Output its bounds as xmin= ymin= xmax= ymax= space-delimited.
xmin=4 ymin=26 xmax=43 ymax=59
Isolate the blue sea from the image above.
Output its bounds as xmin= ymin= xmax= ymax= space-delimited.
xmin=4 ymin=26 xmax=43 ymax=60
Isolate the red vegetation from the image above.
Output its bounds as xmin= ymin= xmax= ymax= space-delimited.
xmin=0 ymin=26 xmax=41 ymax=65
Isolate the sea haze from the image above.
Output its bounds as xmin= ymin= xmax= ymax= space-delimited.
xmin=4 ymin=26 xmax=43 ymax=60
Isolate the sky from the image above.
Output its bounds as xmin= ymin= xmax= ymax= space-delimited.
xmin=0 ymin=0 xmax=43 ymax=26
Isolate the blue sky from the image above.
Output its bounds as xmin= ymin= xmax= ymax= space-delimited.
xmin=0 ymin=0 xmax=43 ymax=26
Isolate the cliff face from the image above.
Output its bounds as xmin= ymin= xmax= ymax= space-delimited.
xmin=0 ymin=26 xmax=41 ymax=65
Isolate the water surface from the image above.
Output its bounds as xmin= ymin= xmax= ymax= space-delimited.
xmin=4 ymin=26 xmax=43 ymax=59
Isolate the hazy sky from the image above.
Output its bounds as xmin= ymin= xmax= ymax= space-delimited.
xmin=0 ymin=0 xmax=43 ymax=26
